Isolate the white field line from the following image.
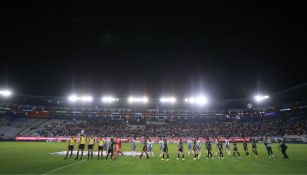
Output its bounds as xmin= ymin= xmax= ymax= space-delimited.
xmin=41 ymin=160 xmax=86 ymax=175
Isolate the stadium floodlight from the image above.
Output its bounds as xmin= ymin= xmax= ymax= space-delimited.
xmin=160 ymin=97 xmax=176 ymax=104
xmin=80 ymin=96 xmax=93 ymax=102
xmin=68 ymin=95 xmax=78 ymax=102
xmin=68 ymin=94 xmax=93 ymax=103
xmin=254 ymin=95 xmax=269 ymax=103
xmin=0 ymin=89 xmax=12 ymax=97
xmin=101 ymin=96 xmax=119 ymax=103
xmin=128 ymin=96 xmax=148 ymax=104
xmin=185 ymin=96 xmax=208 ymax=106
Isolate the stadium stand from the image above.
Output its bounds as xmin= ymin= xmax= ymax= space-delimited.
xmin=1 ymin=102 xmax=306 ymax=142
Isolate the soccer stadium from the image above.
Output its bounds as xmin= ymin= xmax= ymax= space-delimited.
xmin=1 ymin=1 xmax=307 ymax=175
xmin=0 ymin=88 xmax=307 ymax=174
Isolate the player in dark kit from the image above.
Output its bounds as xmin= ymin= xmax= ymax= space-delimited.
xmin=193 ymin=139 xmax=199 ymax=160
xmin=162 ymin=139 xmax=170 ymax=161
xmin=139 ymin=137 xmax=149 ymax=159
xmin=251 ymin=139 xmax=258 ymax=157
xmin=106 ymin=138 xmax=115 ymax=160
xmin=206 ymin=141 xmax=213 ymax=159
xmin=217 ymin=141 xmax=224 ymax=159
xmin=75 ymin=135 xmax=87 ymax=160
xmin=87 ymin=136 xmax=95 ymax=160
xmin=243 ymin=140 xmax=250 ymax=157
xmin=65 ymin=136 xmax=76 ymax=159
xmin=177 ymin=139 xmax=185 ymax=160
xmin=278 ymin=139 xmax=289 ymax=159
xmin=233 ymin=142 xmax=241 ymax=158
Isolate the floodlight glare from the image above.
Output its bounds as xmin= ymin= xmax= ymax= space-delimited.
xmin=68 ymin=94 xmax=93 ymax=103
xmin=68 ymin=95 xmax=78 ymax=102
xmin=160 ymin=97 xmax=176 ymax=103
xmin=254 ymin=95 xmax=269 ymax=103
xmin=185 ymin=96 xmax=208 ymax=106
xmin=102 ymin=96 xmax=119 ymax=103
xmin=0 ymin=89 xmax=12 ymax=97
xmin=128 ymin=96 xmax=148 ymax=103
xmin=81 ymin=96 xmax=93 ymax=102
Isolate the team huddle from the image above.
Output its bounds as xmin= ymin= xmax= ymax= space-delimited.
xmin=64 ymin=135 xmax=289 ymax=161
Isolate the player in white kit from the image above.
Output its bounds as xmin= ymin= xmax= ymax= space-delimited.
xmin=148 ymin=139 xmax=154 ymax=156
xmin=159 ymin=139 xmax=163 ymax=156
xmin=187 ymin=138 xmax=193 ymax=157
xmin=225 ymin=139 xmax=231 ymax=155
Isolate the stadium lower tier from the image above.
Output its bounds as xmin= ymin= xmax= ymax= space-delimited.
xmin=0 ymin=111 xmax=306 ymax=139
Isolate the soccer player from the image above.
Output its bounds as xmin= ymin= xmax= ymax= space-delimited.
xmin=177 ymin=139 xmax=185 ymax=160
xmin=64 ymin=136 xmax=76 ymax=159
xmin=132 ymin=138 xmax=137 ymax=156
xmin=243 ymin=140 xmax=250 ymax=157
xmin=162 ymin=138 xmax=169 ymax=161
xmin=197 ymin=139 xmax=202 ymax=159
xmin=187 ymin=138 xmax=193 ymax=157
xmin=75 ymin=134 xmax=87 ymax=160
xmin=278 ymin=139 xmax=289 ymax=159
xmin=87 ymin=135 xmax=95 ymax=160
xmin=114 ymin=138 xmax=124 ymax=160
xmin=106 ymin=138 xmax=115 ymax=160
xmin=217 ymin=141 xmax=224 ymax=159
xmin=251 ymin=139 xmax=258 ymax=157
xmin=139 ymin=137 xmax=149 ymax=159
xmin=103 ymin=139 xmax=108 ymax=152
xmin=214 ymin=139 xmax=219 ymax=156
xmin=193 ymin=139 xmax=199 ymax=160
xmin=264 ymin=138 xmax=274 ymax=158
xmin=225 ymin=138 xmax=231 ymax=155
xmin=206 ymin=140 xmax=213 ymax=159
xmin=148 ymin=139 xmax=154 ymax=156
xmin=159 ymin=139 xmax=163 ymax=156
xmin=232 ymin=142 xmax=241 ymax=158
xmin=97 ymin=137 xmax=104 ymax=160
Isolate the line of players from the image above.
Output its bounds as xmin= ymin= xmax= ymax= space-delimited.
xmin=64 ymin=135 xmax=123 ymax=160
xmin=64 ymin=135 xmax=289 ymax=160
xmin=142 ymin=137 xmax=288 ymax=160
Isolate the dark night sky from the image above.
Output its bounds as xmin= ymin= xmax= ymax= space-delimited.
xmin=0 ymin=1 xmax=306 ymax=99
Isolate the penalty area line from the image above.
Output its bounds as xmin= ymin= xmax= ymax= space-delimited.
xmin=42 ymin=160 xmax=86 ymax=175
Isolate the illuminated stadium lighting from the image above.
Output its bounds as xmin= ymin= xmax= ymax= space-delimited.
xmin=160 ymin=97 xmax=176 ymax=104
xmin=68 ymin=94 xmax=93 ymax=103
xmin=68 ymin=95 xmax=78 ymax=102
xmin=80 ymin=96 xmax=93 ymax=102
xmin=128 ymin=96 xmax=148 ymax=104
xmin=0 ymin=89 xmax=12 ymax=97
xmin=254 ymin=95 xmax=269 ymax=103
xmin=185 ymin=96 xmax=208 ymax=106
xmin=101 ymin=96 xmax=119 ymax=103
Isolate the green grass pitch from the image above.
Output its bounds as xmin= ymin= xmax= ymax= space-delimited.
xmin=0 ymin=142 xmax=307 ymax=174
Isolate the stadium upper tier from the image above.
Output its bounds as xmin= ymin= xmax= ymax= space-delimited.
xmin=0 ymin=103 xmax=303 ymax=119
